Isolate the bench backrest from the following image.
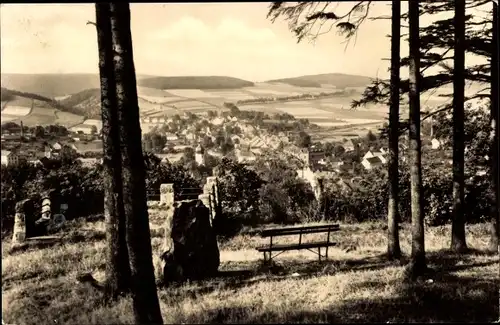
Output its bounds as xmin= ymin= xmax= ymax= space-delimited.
xmin=260 ymin=224 xmax=340 ymax=238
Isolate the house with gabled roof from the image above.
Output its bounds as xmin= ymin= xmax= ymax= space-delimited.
xmin=70 ymin=141 xmax=103 ymax=155
xmin=361 ymin=156 xmax=385 ymax=170
xmin=363 ymin=150 xmax=387 ymax=164
xmin=342 ymin=139 xmax=357 ymax=152
xmin=1 ymin=150 xmax=19 ymax=166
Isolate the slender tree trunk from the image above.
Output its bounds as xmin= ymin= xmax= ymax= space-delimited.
xmin=489 ymin=1 xmax=499 ymax=253
xmin=109 ymin=3 xmax=163 ymax=324
xmin=387 ymin=0 xmax=402 ymax=260
xmin=407 ymin=0 xmax=426 ymax=279
xmin=95 ymin=3 xmax=131 ymax=300
xmin=451 ymin=0 xmax=468 ymax=253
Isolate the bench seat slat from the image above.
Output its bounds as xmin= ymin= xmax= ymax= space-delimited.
xmin=261 ymin=225 xmax=339 ymax=237
xmin=256 ymin=241 xmax=337 ymax=252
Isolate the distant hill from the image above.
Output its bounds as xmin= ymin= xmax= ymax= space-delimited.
xmin=58 ymin=88 xmax=102 ymax=118
xmin=1 ymin=87 xmax=57 ymax=103
xmin=267 ymin=73 xmax=373 ymax=89
xmin=0 ymin=73 xmax=153 ymax=98
xmin=0 ymin=87 xmax=86 ymax=127
xmin=1 ymin=87 xmax=88 ymax=116
xmin=1 ymin=73 xmax=254 ymax=97
xmin=0 ymin=74 xmax=101 ymax=98
xmin=137 ymin=76 xmax=254 ymax=90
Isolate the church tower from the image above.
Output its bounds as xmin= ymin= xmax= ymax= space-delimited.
xmin=195 ymin=144 xmax=205 ymax=166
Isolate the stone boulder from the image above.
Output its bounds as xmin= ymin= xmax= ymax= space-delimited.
xmin=161 ymin=199 xmax=220 ymax=285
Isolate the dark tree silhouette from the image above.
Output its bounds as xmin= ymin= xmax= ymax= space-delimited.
xmin=451 ymin=0 xmax=468 ymax=253
xmin=95 ymin=2 xmax=131 ymax=301
xmin=108 ymin=3 xmax=163 ymax=324
xmin=267 ymin=2 xmax=372 ymax=44
xmin=387 ymin=0 xmax=401 ymax=260
xmin=296 ymin=131 xmax=312 ymax=148
xmin=407 ymin=0 xmax=427 ymax=279
xmin=489 ymin=1 xmax=499 ymax=253
xmin=353 ymin=1 xmax=494 ymax=125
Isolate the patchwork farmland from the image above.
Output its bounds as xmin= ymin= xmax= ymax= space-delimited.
xmin=0 ymin=83 xmax=390 ymax=134
xmin=1 ymin=73 xmax=450 ymax=138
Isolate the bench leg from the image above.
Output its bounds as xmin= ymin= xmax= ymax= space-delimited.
xmin=318 ymin=247 xmax=321 ymax=262
xmin=263 ymin=251 xmax=272 ymax=264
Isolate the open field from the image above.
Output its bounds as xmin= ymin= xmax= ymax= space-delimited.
xmin=1 ymin=105 xmax=32 ymax=116
xmin=136 ymin=86 xmax=177 ymax=97
xmin=147 ymin=110 xmax=178 ymax=118
xmin=82 ymin=119 xmax=103 ymax=132
xmin=140 ymin=95 xmax=184 ymax=104
xmin=0 ymin=116 xmax=18 ymax=122
xmin=163 ymin=89 xmax=223 ymax=98
xmin=274 ymin=105 xmax=337 ymax=119
xmin=170 ymin=100 xmax=216 ymax=109
xmin=310 ymin=120 xmax=385 ymax=142
xmin=266 ymin=73 xmax=374 ymax=89
xmin=54 ymin=111 xmax=85 ymax=127
xmin=2 ymin=106 xmax=56 ymax=126
xmin=1 ymin=216 xmax=498 ymax=324
xmin=204 ymin=90 xmax=257 ymax=101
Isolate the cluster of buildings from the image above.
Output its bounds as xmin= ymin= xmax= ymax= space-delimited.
xmin=1 ymin=140 xmax=104 ymax=167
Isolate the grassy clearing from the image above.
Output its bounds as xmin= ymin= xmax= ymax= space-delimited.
xmin=2 ymin=215 xmax=498 ymax=324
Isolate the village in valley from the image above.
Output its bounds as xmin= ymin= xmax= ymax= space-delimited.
xmin=1 ymin=1 xmax=498 ymax=324
xmin=1 ymin=107 xmax=454 ymax=197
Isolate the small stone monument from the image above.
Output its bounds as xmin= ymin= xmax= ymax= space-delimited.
xmin=12 ymin=199 xmax=35 ymax=244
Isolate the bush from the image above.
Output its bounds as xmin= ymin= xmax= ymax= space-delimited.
xmin=0 ymin=153 xmax=201 ymax=235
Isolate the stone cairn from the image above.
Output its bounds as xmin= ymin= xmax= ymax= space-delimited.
xmin=159 ymin=183 xmax=220 ymax=286
xmin=35 ymin=192 xmax=66 ymax=235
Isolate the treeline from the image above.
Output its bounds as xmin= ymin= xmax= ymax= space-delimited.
xmin=138 ymin=76 xmax=255 ymax=90
xmin=2 ymin=122 xmax=70 ymax=138
xmin=235 ymin=90 xmax=351 ymax=105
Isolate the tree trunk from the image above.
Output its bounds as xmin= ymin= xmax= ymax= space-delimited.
xmin=108 ymin=3 xmax=164 ymax=324
xmin=407 ymin=0 xmax=426 ymax=279
xmin=95 ymin=3 xmax=131 ymax=300
xmin=489 ymin=1 xmax=499 ymax=253
xmin=387 ymin=0 xmax=402 ymax=260
xmin=451 ymin=0 xmax=468 ymax=253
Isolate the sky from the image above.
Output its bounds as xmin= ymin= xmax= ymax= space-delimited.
xmin=0 ymin=2 xmax=490 ymax=82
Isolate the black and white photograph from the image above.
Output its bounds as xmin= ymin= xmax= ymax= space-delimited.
xmin=1 ymin=1 xmax=499 ymax=324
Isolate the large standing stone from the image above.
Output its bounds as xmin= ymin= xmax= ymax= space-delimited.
xmin=198 ymin=194 xmax=211 ymax=224
xmin=161 ymin=199 xmax=220 ymax=284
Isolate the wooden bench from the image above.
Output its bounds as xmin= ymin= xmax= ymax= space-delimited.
xmin=255 ymin=223 xmax=340 ymax=263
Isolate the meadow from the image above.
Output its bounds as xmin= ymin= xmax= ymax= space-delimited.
xmin=82 ymin=119 xmax=103 ymax=133
xmin=1 ymin=212 xmax=497 ymax=324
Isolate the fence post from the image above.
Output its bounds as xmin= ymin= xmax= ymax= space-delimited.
xmin=160 ymin=184 xmax=174 ymax=206
xmin=160 ymin=184 xmax=175 ymax=252
xmin=202 ymin=177 xmax=219 ymax=224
